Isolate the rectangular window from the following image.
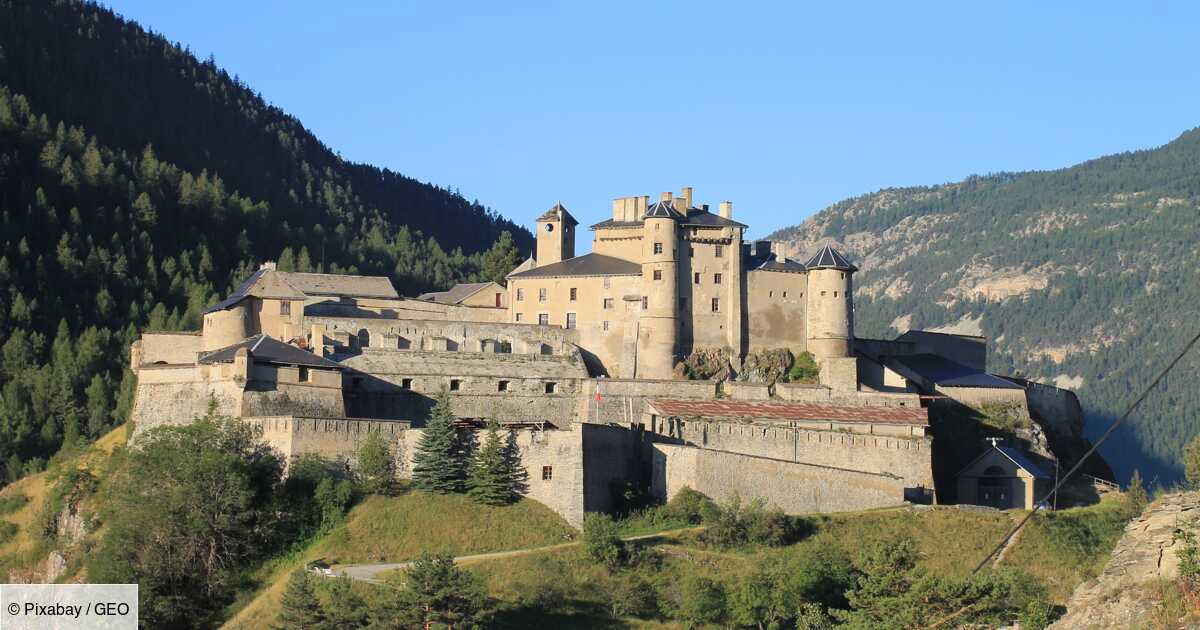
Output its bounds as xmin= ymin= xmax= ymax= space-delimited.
xmin=711 ymin=297 xmax=720 ymax=312
xmin=653 ymin=269 xmax=662 ymax=281
xmin=569 ymin=288 xmax=577 ymax=301
xmin=538 ymin=313 xmax=549 ymax=326
xmin=495 ymin=293 xmax=502 ymax=307
xmin=498 ymin=380 xmax=510 ymax=392
xmin=298 ymin=366 xmax=309 ymax=382
xmin=542 ymin=466 xmax=553 ymax=481
xmin=538 ymin=288 xmax=547 ymax=302
xmin=602 ymin=320 xmax=609 ymax=331
xmin=516 ymin=288 xmax=525 ymax=301
xmin=603 ymin=298 xmax=614 ymax=309
xmin=641 ymin=296 xmax=648 ymax=310
xmin=401 ymin=378 xmax=412 ymax=390
xmin=515 ymin=312 xmax=523 ymax=322
xmin=653 ymin=242 xmax=663 ymax=254
xmin=782 ymin=291 xmax=787 ymax=298
xmin=694 ymin=272 xmax=701 ymax=284
xmin=544 ymin=382 xmax=557 ymax=394
xmin=714 ymin=245 xmax=724 ymax=258
xmin=449 ymin=379 xmax=461 ymax=391
xmin=689 ymin=246 xmax=694 ymax=257
xmin=714 ymin=273 xmax=722 ymax=285
xmin=280 ymin=301 xmax=291 ymax=316
xmin=566 ymin=313 xmax=576 ymax=329
xmin=603 ymin=277 xmax=611 ymax=289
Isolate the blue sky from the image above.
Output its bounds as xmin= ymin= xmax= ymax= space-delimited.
xmin=105 ymin=1 xmax=1200 ymax=239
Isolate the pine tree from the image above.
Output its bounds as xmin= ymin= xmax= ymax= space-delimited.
xmin=275 ymin=571 xmax=328 ymax=630
xmin=1127 ymin=469 xmax=1149 ymax=516
xmin=411 ymin=389 xmax=466 ymax=493
xmin=467 ymin=421 xmax=517 ymax=505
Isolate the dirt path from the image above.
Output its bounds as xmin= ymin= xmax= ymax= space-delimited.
xmin=325 ymin=527 xmax=703 ymax=584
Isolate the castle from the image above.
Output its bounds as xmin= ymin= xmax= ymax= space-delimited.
xmin=128 ymin=186 xmax=1080 ymax=526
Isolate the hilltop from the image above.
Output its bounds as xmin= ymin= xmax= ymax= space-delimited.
xmin=768 ymin=129 xmax=1200 ymax=485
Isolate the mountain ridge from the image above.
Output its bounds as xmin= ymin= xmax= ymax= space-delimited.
xmin=768 ymin=127 xmax=1200 ymax=485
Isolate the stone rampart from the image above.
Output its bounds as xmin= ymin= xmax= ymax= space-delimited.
xmin=306 ymin=315 xmax=578 ymax=356
xmin=775 ymin=383 xmax=921 ymax=408
xmin=134 ymin=332 xmax=203 ymax=366
xmin=651 ymin=443 xmax=913 ymax=513
xmin=579 ymin=378 xmax=718 ymax=424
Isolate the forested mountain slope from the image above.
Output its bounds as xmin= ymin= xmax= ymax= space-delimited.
xmin=0 ymin=0 xmax=527 ymax=486
xmin=769 ymin=129 xmax=1200 ymax=485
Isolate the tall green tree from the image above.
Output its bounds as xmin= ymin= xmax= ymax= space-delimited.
xmin=466 ymin=421 xmax=519 ymax=505
xmin=276 ymin=571 xmax=329 ymax=630
xmin=411 ymin=389 xmax=467 ymax=493
xmin=395 ymin=553 xmax=487 ymax=629
xmin=480 ymin=230 xmax=523 ymax=286
xmin=355 ymin=431 xmax=394 ymax=496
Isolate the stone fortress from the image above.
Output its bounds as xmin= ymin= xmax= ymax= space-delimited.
xmin=129 ymin=186 xmax=1082 ymax=527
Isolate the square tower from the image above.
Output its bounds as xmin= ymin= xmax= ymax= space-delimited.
xmin=536 ymin=202 xmax=578 ymax=265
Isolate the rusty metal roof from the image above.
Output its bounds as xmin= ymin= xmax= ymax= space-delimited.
xmin=647 ymin=398 xmax=928 ymax=425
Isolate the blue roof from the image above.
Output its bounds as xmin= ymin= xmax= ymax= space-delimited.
xmin=891 ymin=354 xmax=1023 ymax=389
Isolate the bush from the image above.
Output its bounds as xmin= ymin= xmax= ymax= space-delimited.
xmin=702 ymin=494 xmax=803 ymax=549
xmin=0 ymin=491 xmax=28 ymax=515
xmin=676 ymin=575 xmax=727 ymax=629
xmin=0 ymin=520 xmax=16 ymax=545
xmin=664 ymin=486 xmax=718 ymax=525
xmin=355 ymin=431 xmax=395 ymax=496
xmin=788 ymin=351 xmax=820 ymax=383
xmin=1126 ymin=469 xmax=1149 ymax=517
xmin=609 ymin=573 xmax=657 ymax=618
xmin=582 ymin=513 xmax=623 ymax=568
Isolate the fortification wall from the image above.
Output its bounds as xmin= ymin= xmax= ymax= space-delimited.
xmin=745 ymin=270 xmax=808 ymax=353
xmin=936 ymin=385 xmax=1029 ymax=413
xmin=130 ymin=369 xmax=244 ymax=435
xmin=774 ymin=383 xmax=921 ymax=408
xmin=306 ymin=315 xmax=575 ymax=355
xmin=651 ymin=443 xmax=913 ymax=513
xmin=311 ymin=298 xmax=510 ymax=323
xmin=578 ymin=378 xmax=718 ymax=424
xmin=135 ymin=332 xmax=203 ymax=365
xmin=581 ymin=424 xmax=643 ymax=513
xmin=648 ymin=418 xmax=932 ymax=487
xmin=1019 ymin=379 xmax=1084 ymax=435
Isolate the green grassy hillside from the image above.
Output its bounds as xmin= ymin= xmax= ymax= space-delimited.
xmin=768 ymin=130 xmax=1200 ymax=485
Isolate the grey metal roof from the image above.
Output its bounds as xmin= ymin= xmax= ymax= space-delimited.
xmin=746 ymin=252 xmax=807 ymax=274
xmin=590 ymin=206 xmax=748 ymax=230
xmin=275 ymin=272 xmax=399 ymax=299
xmin=507 ymin=253 xmax=641 ymax=279
xmin=417 ymin=282 xmax=498 ymax=305
xmin=537 ymin=202 xmax=579 ymax=226
xmin=644 ymin=200 xmax=683 ymax=219
xmin=958 ymin=446 xmax=1051 ymax=480
xmin=890 ymin=354 xmax=1024 ymax=389
xmin=804 ymin=245 xmax=858 ymax=271
xmin=204 ymin=268 xmax=305 ymax=314
xmin=198 ymin=335 xmax=344 ymax=369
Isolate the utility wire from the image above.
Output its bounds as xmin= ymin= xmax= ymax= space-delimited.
xmin=969 ymin=327 xmax=1200 ymax=575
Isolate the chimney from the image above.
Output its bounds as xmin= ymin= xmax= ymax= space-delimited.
xmin=777 ymin=243 xmax=788 ymax=263
xmin=702 ymin=203 xmax=710 ymax=212
xmin=612 ymin=199 xmax=622 ymax=221
xmin=639 ymin=196 xmax=650 ymax=216
xmin=660 ymin=191 xmax=673 ymax=202
xmin=741 ymin=242 xmax=751 ymax=258
xmin=755 ymin=240 xmax=770 ymax=257
xmin=719 ymin=201 xmax=732 ymax=219
xmin=681 ymin=186 xmax=694 ymax=208
xmin=261 ymin=261 xmax=278 ymax=271
xmin=671 ymin=196 xmax=687 ymax=213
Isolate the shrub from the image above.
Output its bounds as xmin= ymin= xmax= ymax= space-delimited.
xmin=702 ymin=494 xmax=803 ymax=548
xmin=1186 ymin=436 xmax=1200 ymax=489
xmin=609 ymin=573 xmax=657 ymax=618
xmin=1126 ymin=469 xmax=1149 ymax=517
xmin=0 ymin=490 xmax=28 ymax=515
xmin=355 ymin=431 xmax=395 ymax=496
xmin=582 ymin=513 xmax=623 ymax=568
xmin=664 ymin=486 xmax=718 ymax=525
xmin=676 ymin=575 xmax=727 ymax=629
xmin=788 ymin=351 xmax=820 ymax=383
xmin=0 ymin=520 xmax=16 ymax=545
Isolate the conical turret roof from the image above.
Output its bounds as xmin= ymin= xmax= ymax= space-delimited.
xmin=804 ymin=245 xmax=857 ymax=272
xmin=537 ymin=202 xmax=578 ymax=226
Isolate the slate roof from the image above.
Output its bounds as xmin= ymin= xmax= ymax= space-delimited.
xmin=417 ymin=282 xmax=498 ymax=305
xmin=647 ymin=399 xmax=928 ymax=426
xmin=746 ymin=252 xmax=807 ymax=274
xmin=537 ymin=202 xmax=579 ymax=226
xmin=198 ymin=335 xmax=344 ymax=369
xmin=507 ymin=253 xmax=641 ymax=279
xmin=203 ymin=269 xmax=399 ymax=314
xmin=804 ymin=245 xmax=858 ymax=271
xmin=644 ymin=200 xmax=683 ymax=219
xmin=589 ymin=206 xmax=748 ymax=229
xmin=959 ymin=446 xmax=1051 ymax=480
xmin=275 ymin=271 xmax=399 ymax=299
xmin=890 ymin=354 xmax=1023 ymax=389
xmin=506 ymin=257 xmax=535 ymax=278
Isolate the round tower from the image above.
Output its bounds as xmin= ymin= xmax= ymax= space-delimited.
xmin=804 ymin=245 xmax=856 ymax=360
xmin=636 ymin=196 xmax=680 ymax=379
xmin=202 ymin=302 xmax=250 ymax=351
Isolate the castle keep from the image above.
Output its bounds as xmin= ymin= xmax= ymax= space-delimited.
xmin=129 ymin=186 xmax=1079 ymax=526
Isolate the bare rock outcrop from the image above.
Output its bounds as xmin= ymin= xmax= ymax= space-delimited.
xmin=1050 ymin=492 xmax=1200 ymax=629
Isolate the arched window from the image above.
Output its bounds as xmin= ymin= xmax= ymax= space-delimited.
xmin=357 ymin=329 xmax=370 ymax=349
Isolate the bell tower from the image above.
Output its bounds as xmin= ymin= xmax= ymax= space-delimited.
xmin=535 ymin=202 xmax=577 ymax=265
